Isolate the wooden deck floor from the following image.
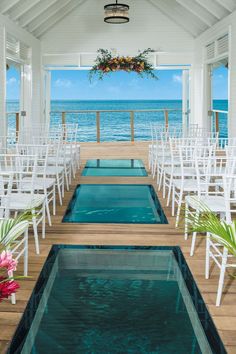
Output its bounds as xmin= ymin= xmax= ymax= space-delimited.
xmin=0 ymin=142 xmax=236 ymax=354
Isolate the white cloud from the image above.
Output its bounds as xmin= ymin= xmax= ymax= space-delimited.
xmin=217 ymin=74 xmax=223 ymax=79
xmin=54 ymin=78 xmax=72 ymax=88
xmin=7 ymin=77 xmax=17 ymax=85
xmin=172 ymin=74 xmax=182 ymax=84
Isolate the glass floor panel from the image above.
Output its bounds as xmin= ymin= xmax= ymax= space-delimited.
xmin=82 ymin=159 xmax=148 ymax=176
xmin=63 ymin=184 xmax=167 ymax=224
xmin=8 ymin=246 xmax=226 ymax=354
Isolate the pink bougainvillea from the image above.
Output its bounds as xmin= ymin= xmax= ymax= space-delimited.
xmin=0 ymin=277 xmax=19 ymax=302
xmin=0 ymin=251 xmax=19 ymax=302
xmin=0 ymin=250 xmax=18 ymax=275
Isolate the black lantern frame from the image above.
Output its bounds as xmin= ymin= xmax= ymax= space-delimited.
xmin=104 ymin=0 xmax=129 ymax=24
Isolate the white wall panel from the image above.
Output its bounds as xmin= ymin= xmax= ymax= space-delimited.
xmin=192 ymin=10 xmax=236 ymax=137
xmin=0 ymin=13 xmax=42 ymax=128
xmin=41 ymin=0 xmax=194 ymax=61
xmin=0 ymin=24 xmax=6 ymax=136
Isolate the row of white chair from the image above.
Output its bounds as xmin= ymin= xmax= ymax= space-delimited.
xmin=149 ymin=124 xmax=236 ymax=306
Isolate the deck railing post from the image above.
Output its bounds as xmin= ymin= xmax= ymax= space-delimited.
xmin=96 ymin=111 xmax=100 ymax=143
xmin=62 ymin=112 xmax=66 ymax=140
xmin=164 ymin=110 xmax=169 ymax=131
xmin=215 ymin=111 xmax=219 ymax=133
xmin=62 ymin=111 xmax=66 ymax=125
xmin=16 ymin=112 xmax=20 ymax=141
xmin=130 ymin=111 xmax=134 ymax=142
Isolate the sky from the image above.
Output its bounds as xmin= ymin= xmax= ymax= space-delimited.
xmin=6 ymin=65 xmax=228 ymax=100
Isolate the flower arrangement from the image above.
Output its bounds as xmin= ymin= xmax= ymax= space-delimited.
xmin=89 ymin=48 xmax=158 ymax=81
xmin=0 ymin=212 xmax=30 ymax=302
xmin=0 ymin=251 xmax=19 ymax=302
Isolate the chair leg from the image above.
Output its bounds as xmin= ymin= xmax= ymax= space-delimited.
xmin=32 ymin=210 xmax=40 ymax=255
xmin=24 ymin=228 xmax=28 ymax=276
xmin=205 ymin=233 xmax=210 ymax=279
xmin=184 ymin=203 xmax=189 ymax=240
xmin=53 ymin=185 xmax=56 ymax=216
xmin=9 ymin=271 xmax=16 ymax=305
xmin=163 ymin=172 xmax=166 ymax=198
xmin=56 ymin=174 xmax=63 ymax=205
xmin=167 ymin=175 xmax=173 ymax=206
xmin=172 ymin=186 xmax=175 ymax=216
xmin=190 ymin=232 xmax=197 ymax=256
xmin=11 ymin=293 xmax=16 ymax=305
xmin=65 ymin=168 xmax=69 ymax=191
xmin=216 ymin=252 xmax=227 ymax=307
xmin=45 ymin=195 xmax=52 ymax=226
xmin=175 ymin=190 xmax=183 ymax=227
xmin=42 ymin=202 xmax=46 ymax=239
xmin=158 ymin=168 xmax=163 ymax=191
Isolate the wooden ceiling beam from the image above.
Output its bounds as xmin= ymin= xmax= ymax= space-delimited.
xmin=19 ymin=0 xmax=59 ymax=28
xmin=176 ymin=0 xmax=217 ymax=27
xmin=8 ymin=0 xmax=41 ymax=21
xmin=33 ymin=0 xmax=87 ymax=38
xmin=0 ymin=0 xmax=21 ymax=15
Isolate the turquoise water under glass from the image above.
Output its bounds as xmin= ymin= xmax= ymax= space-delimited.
xmin=63 ymin=184 xmax=167 ymax=224
xmin=9 ymin=246 xmax=226 ymax=354
xmin=82 ymin=159 xmax=148 ymax=176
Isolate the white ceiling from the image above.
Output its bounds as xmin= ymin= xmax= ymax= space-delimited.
xmin=0 ymin=0 xmax=236 ymax=39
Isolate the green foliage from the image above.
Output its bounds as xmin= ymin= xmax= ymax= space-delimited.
xmin=0 ymin=211 xmax=32 ymax=252
xmin=89 ymin=48 xmax=158 ymax=82
xmin=185 ymin=201 xmax=236 ymax=257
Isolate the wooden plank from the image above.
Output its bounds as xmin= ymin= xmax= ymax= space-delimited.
xmin=0 ymin=141 xmax=235 ymax=353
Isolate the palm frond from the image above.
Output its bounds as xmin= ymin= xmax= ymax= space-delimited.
xmin=183 ymin=200 xmax=236 ymax=257
xmin=0 ymin=210 xmax=32 ymax=251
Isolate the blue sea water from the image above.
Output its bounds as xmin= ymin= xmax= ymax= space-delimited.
xmin=6 ymin=99 xmax=228 ymax=141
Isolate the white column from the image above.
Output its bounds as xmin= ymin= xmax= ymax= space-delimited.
xmin=20 ymin=64 xmax=32 ymax=132
xmin=228 ymin=24 xmax=236 ymax=138
xmin=182 ymin=70 xmax=189 ymax=136
xmin=44 ymin=70 xmax=51 ymax=130
xmin=0 ymin=24 xmax=6 ymax=137
xmin=190 ymin=64 xmax=204 ymax=128
xmin=202 ymin=63 xmax=212 ymax=132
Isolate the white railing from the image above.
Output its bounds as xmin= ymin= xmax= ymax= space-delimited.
xmin=50 ymin=108 xmax=183 ymax=142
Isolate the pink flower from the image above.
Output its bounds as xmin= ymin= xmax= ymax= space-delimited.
xmin=0 ymin=276 xmax=19 ymax=302
xmin=0 ymin=251 xmax=18 ymax=275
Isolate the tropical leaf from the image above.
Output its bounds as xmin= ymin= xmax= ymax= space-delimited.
xmin=0 ymin=211 xmax=32 ymax=251
xmin=183 ymin=200 xmax=236 ymax=257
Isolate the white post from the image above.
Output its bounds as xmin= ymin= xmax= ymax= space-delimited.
xmin=44 ymin=70 xmax=51 ymax=131
xmin=202 ymin=64 xmax=212 ymax=132
xmin=0 ymin=24 xmax=6 ymax=137
xmin=21 ymin=64 xmax=32 ymax=135
xmin=228 ymin=25 xmax=236 ymax=138
xmin=182 ymin=70 xmax=189 ymax=136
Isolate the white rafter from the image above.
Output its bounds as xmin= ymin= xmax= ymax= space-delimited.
xmin=195 ymin=0 xmax=229 ymax=20
xmin=8 ymin=0 xmax=41 ymax=21
xmin=176 ymin=0 xmax=217 ymax=27
xmin=215 ymin=0 xmax=236 ymax=13
xmin=27 ymin=0 xmax=72 ymax=33
xmin=0 ymin=0 xmax=21 ymax=14
xmin=33 ymin=0 xmax=88 ymax=38
xmin=19 ymin=0 xmax=59 ymax=28
xmin=148 ymin=0 xmax=205 ymax=37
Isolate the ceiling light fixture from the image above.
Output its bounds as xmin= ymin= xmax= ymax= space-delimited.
xmin=104 ymin=0 xmax=129 ymax=24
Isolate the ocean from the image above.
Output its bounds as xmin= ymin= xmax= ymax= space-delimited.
xmin=6 ymin=99 xmax=228 ymax=141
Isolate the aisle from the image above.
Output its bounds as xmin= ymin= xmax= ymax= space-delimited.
xmin=0 ymin=142 xmax=235 ymax=353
